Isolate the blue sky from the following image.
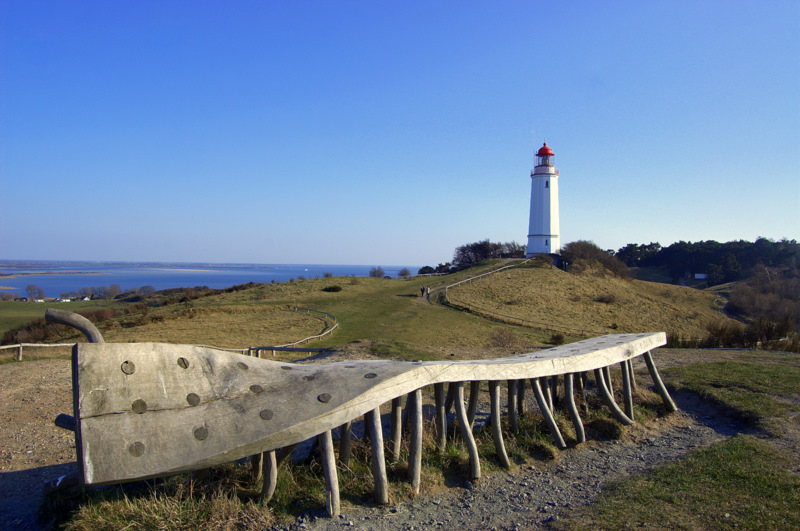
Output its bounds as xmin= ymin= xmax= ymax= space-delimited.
xmin=2 ymin=1 xmax=798 ymax=266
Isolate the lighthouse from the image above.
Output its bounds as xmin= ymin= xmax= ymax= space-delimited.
xmin=526 ymin=142 xmax=561 ymax=257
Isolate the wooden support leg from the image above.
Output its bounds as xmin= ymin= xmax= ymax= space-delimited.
xmin=627 ymin=359 xmax=637 ymax=390
xmin=544 ymin=376 xmax=554 ymax=410
xmin=434 ymin=382 xmax=447 ymax=453
xmin=408 ymin=389 xmax=423 ymax=494
xmin=516 ymin=379 xmax=526 ymax=416
xmin=620 ymin=361 xmax=634 ymax=420
xmin=339 ymin=421 xmax=352 ymax=466
xmin=366 ymin=408 xmax=389 ymax=505
xmin=454 ymin=382 xmax=481 ymax=480
xmin=564 ymin=373 xmax=586 ymax=443
xmin=260 ymin=450 xmax=278 ymax=503
xmin=594 ymin=368 xmax=633 ymax=425
xmin=578 ymin=371 xmax=589 ymax=413
xmin=250 ymin=452 xmax=263 ymax=481
xmin=320 ymin=430 xmax=340 ymax=517
xmin=507 ymin=379 xmax=519 ymax=433
xmin=550 ymin=376 xmax=559 ymax=409
xmin=466 ymin=380 xmax=480 ymax=428
xmin=602 ymin=366 xmax=614 ymax=396
xmin=643 ymin=350 xmax=677 ymax=412
xmin=389 ymin=396 xmax=403 ymax=462
xmin=531 ymin=378 xmax=567 ymax=449
xmin=444 ymin=382 xmax=456 ymax=414
xmin=489 ymin=381 xmax=511 ymax=468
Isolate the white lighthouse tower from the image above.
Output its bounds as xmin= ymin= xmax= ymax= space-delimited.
xmin=526 ymin=142 xmax=560 ymax=257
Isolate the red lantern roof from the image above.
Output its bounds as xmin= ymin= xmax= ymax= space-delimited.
xmin=536 ymin=142 xmax=553 ymax=156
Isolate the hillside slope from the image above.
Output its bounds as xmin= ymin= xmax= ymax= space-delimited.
xmin=448 ymin=264 xmax=730 ymax=338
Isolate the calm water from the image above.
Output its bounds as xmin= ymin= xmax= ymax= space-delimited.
xmin=0 ymin=261 xmax=418 ymax=298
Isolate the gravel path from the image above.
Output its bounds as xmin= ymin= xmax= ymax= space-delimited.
xmin=271 ymin=392 xmax=743 ymax=531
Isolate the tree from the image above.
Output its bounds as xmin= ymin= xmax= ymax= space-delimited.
xmin=369 ymin=266 xmax=385 ymax=278
xmin=140 ymin=285 xmax=155 ymax=294
xmin=25 ymin=284 xmax=44 ymax=301
xmin=418 ymin=266 xmax=435 ymax=275
xmin=398 ymin=267 xmax=411 ymax=279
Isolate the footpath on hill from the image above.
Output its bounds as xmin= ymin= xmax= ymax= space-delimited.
xmin=0 ymin=347 xmax=776 ymax=530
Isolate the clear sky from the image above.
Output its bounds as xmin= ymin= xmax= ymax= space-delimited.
xmin=2 ymin=1 xmax=798 ymax=267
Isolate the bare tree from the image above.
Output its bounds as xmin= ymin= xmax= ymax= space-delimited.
xmin=398 ymin=267 xmax=411 ymax=279
xmin=369 ymin=266 xmax=385 ymax=278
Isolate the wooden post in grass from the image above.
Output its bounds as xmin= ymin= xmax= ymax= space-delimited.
xmin=507 ymin=379 xmax=519 ymax=433
xmin=594 ymin=368 xmax=633 ymax=425
xmin=564 ymin=373 xmax=586 ymax=443
xmin=407 ymin=389 xmax=423 ymax=493
xmin=454 ymin=382 xmax=480 ymax=480
xmin=434 ymin=383 xmax=447 ymax=452
xmin=366 ymin=407 xmax=389 ymax=505
xmin=389 ymin=396 xmax=403 ymax=462
xmin=466 ymin=380 xmax=480 ymax=428
xmin=643 ymin=350 xmax=677 ymax=412
xmin=320 ymin=430 xmax=340 ymax=517
xmin=531 ymin=377 xmax=567 ymax=449
xmin=620 ymin=360 xmax=634 ymax=420
xmin=489 ymin=381 xmax=511 ymax=468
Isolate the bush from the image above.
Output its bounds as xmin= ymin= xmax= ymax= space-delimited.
xmin=490 ymin=327 xmax=517 ymax=349
xmin=562 ymin=240 xmax=631 ymax=279
xmin=321 ymin=285 xmax=342 ymax=293
xmin=550 ymin=332 xmax=565 ymax=345
xmin=369 ymin=266 xmax=385 ymax=278
xmin=595 ymin=294 xmax=617 ymax=304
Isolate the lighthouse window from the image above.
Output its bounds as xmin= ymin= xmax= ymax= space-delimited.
xmin=545 ymin=181 xmax=549 ymax=188
xmin=545 ymin=240 xmax=548 ymax=246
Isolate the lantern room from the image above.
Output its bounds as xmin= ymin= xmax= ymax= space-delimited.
xmin=535 ymin=142 xmax=554 ymax=167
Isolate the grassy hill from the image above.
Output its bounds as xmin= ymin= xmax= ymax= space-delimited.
xmin=447 ymin=263 xmax=728 ymax=339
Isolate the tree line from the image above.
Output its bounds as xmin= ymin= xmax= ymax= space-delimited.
xmin=614 ymin=237 xmax=798 ymax=285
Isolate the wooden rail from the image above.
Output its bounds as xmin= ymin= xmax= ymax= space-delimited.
xmin=62 ymin=331 xmax=675 ymax=516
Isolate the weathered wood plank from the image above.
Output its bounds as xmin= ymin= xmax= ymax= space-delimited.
xmin=72 ymin=333 xmax=666 ymax=485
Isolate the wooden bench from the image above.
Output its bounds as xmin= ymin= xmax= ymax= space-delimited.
xmin=62 ymin=330 xmax=675 ymax=516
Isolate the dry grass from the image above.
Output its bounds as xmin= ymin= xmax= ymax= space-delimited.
xmin=449 ymin=266 xmax=728 ymax=336
xmin=102 ymin=307 xmax=327 ymax=349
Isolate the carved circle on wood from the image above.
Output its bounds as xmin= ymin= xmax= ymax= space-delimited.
xmin=237 ymin=362 xmax=249 ymax=370
xmin=364 ymin=373 xmax=377 ymax=379
xmin=318 ymin=393 xmax=332 ymax=403
xmin=131 ymin=399 xmax=147 ymax=414
xmin=249 ymin=385 xmax=264 ymax=394
xmin=259 ymin=409 xmax=274 ymax=420
xmin=280 ymin=366 xmax=292 ymax=370
xmin=186 ymin=393 xmax=201 ymax=406
xmin=194 ymin=426 xmax=209 ymax=441
xmin=128 ymin=442 xmax=145 ymax=457
xmin=177 ymin=357 xmax=190 ymax=369
xmin=121 ymin=361 xmax=136 ymax=375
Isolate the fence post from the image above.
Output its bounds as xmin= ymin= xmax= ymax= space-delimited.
xmin=17 ymin=345 xmax=22 ymax=361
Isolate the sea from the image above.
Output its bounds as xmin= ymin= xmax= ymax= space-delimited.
xmin=0 ymin=260 xmax=420 ymax=298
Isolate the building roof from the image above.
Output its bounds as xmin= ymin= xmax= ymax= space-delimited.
xmin=536 ymin=142 xmax=554 ymax=156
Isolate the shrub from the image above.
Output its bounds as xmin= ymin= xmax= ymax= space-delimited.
xmin=321 ymin=285 xmax=342 ymax=293
xmin=369 ymin=266 xmax=385 ymax=278
xmin=550 ymin=332 xmax=565 ymax=345
xmin=595 ymin=294 xmax=617 ymax=304
xmin=398 ymin=267 xmax=411 ymax=279
xmin=323 ymin=272 xmax=333 ymax=278
xmin=490 ymin=327 xmax=517 ymax=349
